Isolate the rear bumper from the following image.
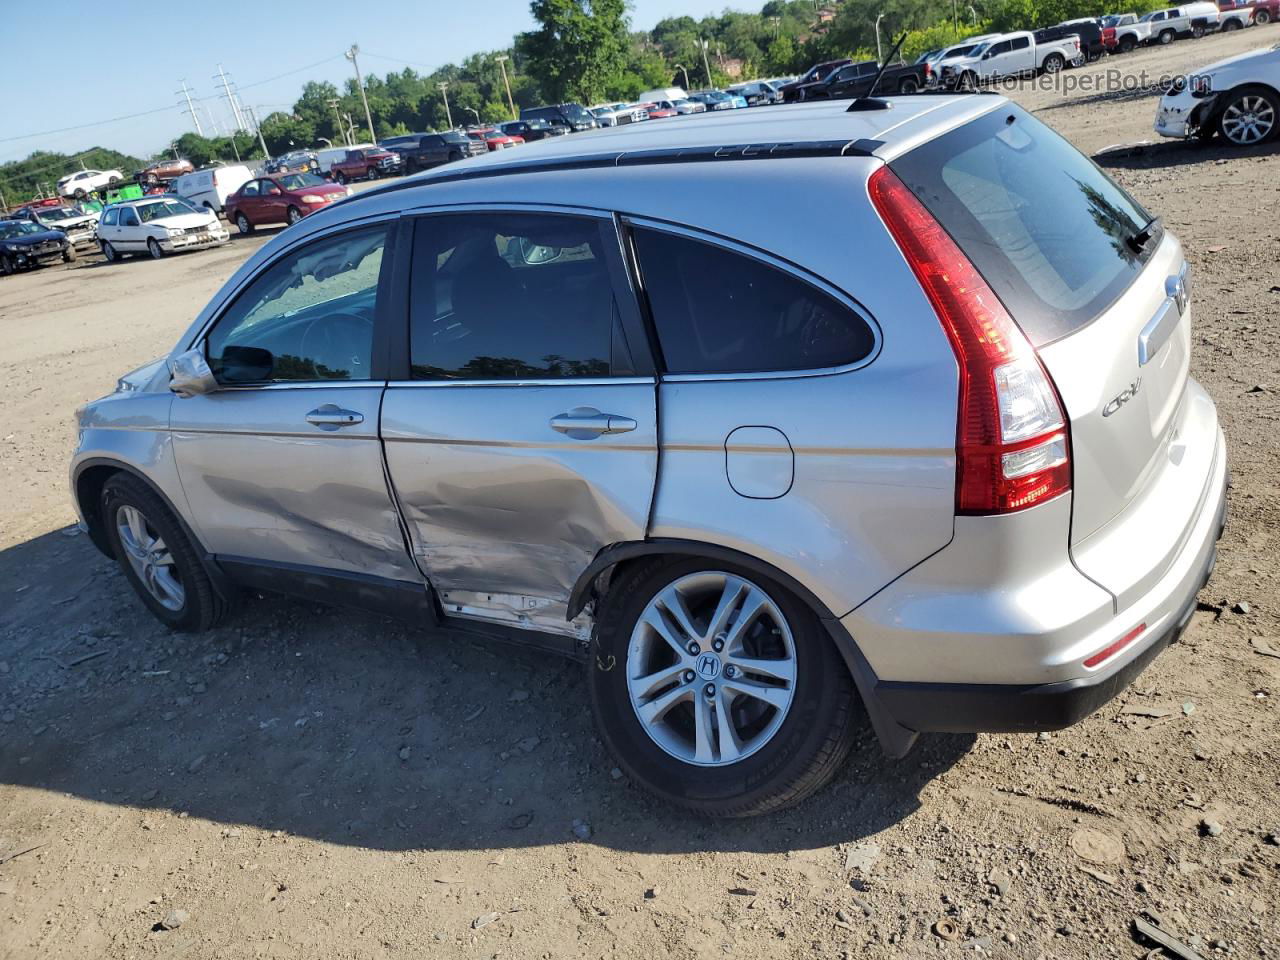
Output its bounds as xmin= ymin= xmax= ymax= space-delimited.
xmin=864 ymin=451 xmax=1227 ymax=734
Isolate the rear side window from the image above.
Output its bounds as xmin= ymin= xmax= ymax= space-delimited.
xmin=409 ymin=212 xmax=629 ymax=380
xmin=890 ymin=106 xmax=1154 ymax=345
xmin=631 ymin=227 xmax=876 ymax=375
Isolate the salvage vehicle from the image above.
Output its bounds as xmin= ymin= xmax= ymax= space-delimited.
xmin=329 ymin=146 xmax=402 ymax=183
xmin=137 ymin=158 xmax=195 ymax=184
xmin=942 ymin=30 xmax=1081 ymax=87
xmin=1102 ymin=12 xmax=1154 ymax=51
xmin=11 ymin=203 xmax=99 ymax=249
xmin=725 ymin=80 xmax=783 ymax=105
xmin=224 ymin=173 xmax=351 ymax=233
xmin=0 ymin=218 xmax=74 ymax=273
xmin=172 ymin=165 xmax=255 ymax=214
xmin=95 ymin=196 xmax=229 ymax=261
xmin=57 ymin=168 xmax=123 ymax=199
xmin=792 ymin=58 xmax=931 ymax=99
xmin=1155 ymin=43 xmax=1280 ymax=144
xmin=72 ymin=95 xmax=1227 ymax=816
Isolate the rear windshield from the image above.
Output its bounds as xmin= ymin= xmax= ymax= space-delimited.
xmin=890 ymin=106 xmax=1156 ymax=345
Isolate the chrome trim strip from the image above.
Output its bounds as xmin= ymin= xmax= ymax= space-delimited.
xmin=385 ymin=377 xmax=654 ymax=388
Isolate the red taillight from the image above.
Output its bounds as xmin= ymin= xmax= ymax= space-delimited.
xmin=924 ymin=62 xmax=933 ymax=78
xmin=1083 ymin=623 xmax=1146 ymax=668
xmin=867 ymin=166 xmax=1071 ymax=515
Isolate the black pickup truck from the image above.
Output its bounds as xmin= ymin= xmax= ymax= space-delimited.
xmin=379 ymin=131 xmax=486 ymax=174
xmin=791 ymin=59 xmax=931 ymax=101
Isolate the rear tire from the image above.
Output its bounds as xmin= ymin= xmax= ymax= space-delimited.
xmin=1159 ymin=28 xmax=1175 ymax=43
xmin=1119 ymin=36 xmax=1136 ymax=52
xmin=898 ymin=77 xmax=920 ymax=94
xmin=334 ymin=171 xmax=346 ymax=185
xmin=587 ymin=557 xmax=860 ymax=817
xmin=1256 ymin=9 xmax=1271 ymax=23
xmin=1042 ymin=53 xmax=1065 ymax=74
xmin=101 ymin=473 xmax=229 ymax=632
xmin=1192 ymin=23 xmax=1205 ymax=38
xmin=101 ymin=241 xmax=118 ymax=262
xmin=235 ymin=212 xmax=253 ymax=235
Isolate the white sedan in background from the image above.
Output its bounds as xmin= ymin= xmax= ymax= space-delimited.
xmin=95 ymin=197 xmax=229 ymax=262
xmin=1156 ymin=43 xmax=1280 ymax=145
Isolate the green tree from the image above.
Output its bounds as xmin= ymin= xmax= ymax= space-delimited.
xmin=517 ymin=0 xmax=630 ymax=103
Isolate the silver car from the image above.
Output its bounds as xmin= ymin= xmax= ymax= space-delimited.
xmin=72 ymin=95 xmax=1227 ymax=816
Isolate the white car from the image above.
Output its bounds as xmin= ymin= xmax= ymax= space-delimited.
xmin=56 ymin=169 xmax=124 ymax=199
xmin=589 ymin=103 xmax=647 ymax=126
xmin=95 ymin=197 xmax=230 ymax=262
xmin=943 ymin=30 xmax=1081 ymax=87
xmin=1156 ymin=44 xmax=1280 ymax=145
xmin=1139 ymin=2 xmax=1223 ymax=43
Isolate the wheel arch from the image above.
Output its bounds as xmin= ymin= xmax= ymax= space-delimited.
xmin=1209 ymin=81 xmax=1280 ymax=138
xmin=569 ymin=538 xmax=919 ymax=758
xmin=73 ymin=458 xmax=235 ymax=600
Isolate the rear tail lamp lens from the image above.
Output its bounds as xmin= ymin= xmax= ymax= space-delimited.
xmin=868 ymin=166 xmax=1071 ymax=514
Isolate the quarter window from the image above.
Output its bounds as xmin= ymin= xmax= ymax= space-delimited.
xmin=631 ymin=227 xmax=876 ymax=375
xmin=408 ymin=213 xmax=626 ymax=380
xmin=102 ymin=208 xmax=119 ymax=226
xmin=205 ymin=226 xmax=388 ymax=383
xmin=242 ymin=181 xmax=261 ymax=197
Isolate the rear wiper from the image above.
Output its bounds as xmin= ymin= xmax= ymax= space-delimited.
xmin=1126 ymin=215 xmax=1161 ymax=254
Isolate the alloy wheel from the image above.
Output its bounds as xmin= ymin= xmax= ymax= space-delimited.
xmin=236 ymin=213 xmax=252 ymax=234
xmin=625 ymin=571 xmax=797 ymax=767
xmin=148 ymin=238 xmax=164 ymax=259
xmin=1222 ymin=94 xmax=1276 ymax=145
xmin=115 ymin=504 xmax=185 ymax=611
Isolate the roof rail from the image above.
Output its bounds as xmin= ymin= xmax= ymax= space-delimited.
xmin=343 ymin=138 xmax=878 ymax=205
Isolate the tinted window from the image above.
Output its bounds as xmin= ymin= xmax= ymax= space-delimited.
xmin=409 ymin=213 xmax=623 ymax=380
xmin=988 ymin=40 xmax=1012 ymax=54
xmin=890 ymin=106 xmax=1153 ymax=345
xmin=1011 ymin=36 xmax=1030 ymax=49
xmin=632 ymin=228 xmax=876 ymax=375
xmin=206 ymin=226 xmax=387 ymax=383
xmin=241 ymin=181 xmax=260 ymax=197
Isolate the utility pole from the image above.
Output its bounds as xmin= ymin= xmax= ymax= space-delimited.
xmin=769 ymin=15 xmax=781 ymax=39
xmin=345 ymin=44 xmax=377 ymax=142
xmin=698 ymin=38 xmax=713 ymax=85
xmin=494 ymin=55 xmax=516 ymax=119
xmin=875 ymin=12 xmax=886 ymax=62
xmin=177 ymin=80 xmax=204 ymax=136
xmin=327 ymin=98 xmax=348 ymax=145
xmin=215 ymin=64 xmax=245 ymax=131
xmin=246 ymin=106 xmax=270 ymax=159
xmin=674 ymin=63 xmax=690 ymax=89
xmin=952 ymin=0 xmax=958 ymax=33
xmin=438 ymin=82 xmax=453 ymax=128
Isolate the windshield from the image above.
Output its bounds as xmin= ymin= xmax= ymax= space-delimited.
xmin=277 ymin=173 xmax=325 ymax=190
xmin=0 ymin=221 xmax=44 ymax=238
xmin=943 ymin=43 xmax=978 ymax=57
xmin=968 ymin=42 xmax=990 ymax=55
xmin=37 ymin=208 xmax=78 ymax=222
xmin=136 ymin=199 xmax=197 ymax=222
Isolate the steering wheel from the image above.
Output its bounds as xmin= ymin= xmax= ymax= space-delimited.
xmin=297 ymin=310 xmax=373 ymax=379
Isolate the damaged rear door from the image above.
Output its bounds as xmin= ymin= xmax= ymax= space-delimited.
xmin=381 ymin=208 xmax=657 ymax=637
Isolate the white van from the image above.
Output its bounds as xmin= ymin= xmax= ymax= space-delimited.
xmin=172 ymin=165 xmax=254 ymax=214
xmin=636 ymin=86 xmax=687 ymax=103
xmin=315 ymin=144 xmax=376 ymax=176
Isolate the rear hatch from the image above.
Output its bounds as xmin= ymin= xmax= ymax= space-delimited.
xmin=891 ymin=105 xmax=1216 ymax=610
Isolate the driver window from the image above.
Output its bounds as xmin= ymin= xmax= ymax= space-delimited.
xmin=205 ymin=225 xmax=388 ymax=384
xmin=120 ymin=208 xmax=140 ymax=226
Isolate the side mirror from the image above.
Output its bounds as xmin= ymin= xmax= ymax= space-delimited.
xmin=268 ymin=186 xmax=282 ymax=195
xmin=168 ymin=347 xmax=219 ymax=397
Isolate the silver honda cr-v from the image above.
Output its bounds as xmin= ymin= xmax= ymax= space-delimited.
xmin=72 ymin=94 xmax=1227 ymax=816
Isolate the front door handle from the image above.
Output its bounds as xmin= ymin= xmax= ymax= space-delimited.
xmin=305 ymin=404 xmax=364 ymax=431
xmin=550 ymin=407 xmax=638 ymax=438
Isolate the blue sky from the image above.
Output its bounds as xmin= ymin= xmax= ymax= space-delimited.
xmin=2 ymin=0 xmax=739 ymax=165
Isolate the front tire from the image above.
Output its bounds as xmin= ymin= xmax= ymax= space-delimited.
xmin=286 ymin=205 xmax=302 ymax=225
xmin=1256 ymin=9 xmax=1271 ymax=23
xmin=62 ymin=245 xmax=77 ymax=263
xmin=147 ymin=237 xmax=165 ymax=259
xmin=956 ymin=71 xmax=978 ymax=92
xmin=588 ymin=558 xmax=859 ymax=817
xmin=101 ymin=474 xmax=229 ymax=632
xmin=1 ymin=256 xmax=14 ymax=276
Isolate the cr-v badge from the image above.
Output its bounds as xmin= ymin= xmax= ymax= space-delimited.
xmin=1103 ymin=377 xmax=1142 ymax=417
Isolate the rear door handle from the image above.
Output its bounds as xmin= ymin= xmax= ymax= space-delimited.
xmin=549 ymin=408 xmax=638 ymax=438
xmin=305 ymin=405 xmax=364 ymax=430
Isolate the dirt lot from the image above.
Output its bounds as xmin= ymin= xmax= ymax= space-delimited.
xmin=2 ymin=30 xmax=1279 ymax=960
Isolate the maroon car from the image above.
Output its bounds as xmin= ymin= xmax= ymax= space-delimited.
xmin=467 ymin=129 xmax=525 ymax=151
xmin=329 ymin=147 xmax=402 ymax=183
xmin=224 ymin=173 xmax=349 ymax=234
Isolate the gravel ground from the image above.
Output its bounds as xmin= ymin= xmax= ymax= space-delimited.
xmin=1 ymin=29 xmax=1278 ymax=960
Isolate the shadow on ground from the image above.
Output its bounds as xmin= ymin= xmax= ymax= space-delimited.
xmin=0 ymin=529 xmax=973 ymax=855
xmin=1093 ymin=136 xmax=1280 ymax=169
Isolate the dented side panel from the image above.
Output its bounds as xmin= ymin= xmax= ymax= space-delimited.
xmin=170 ymin=385 xmax=418 ymax=581
xmin=381 ymin=380 xmax=658 ymax=612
